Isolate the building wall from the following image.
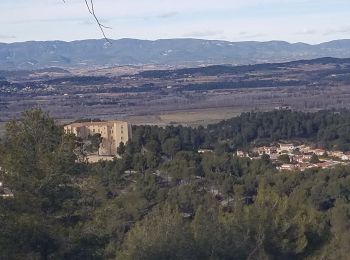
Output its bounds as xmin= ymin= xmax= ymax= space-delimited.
xmin=64 ymin=121 xmax=131 ymax=156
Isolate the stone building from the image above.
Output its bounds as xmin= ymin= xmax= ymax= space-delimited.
xmin=64 ymin=121 xmax=132 ymax=156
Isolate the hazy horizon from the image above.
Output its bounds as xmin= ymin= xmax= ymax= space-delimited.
xmin=1 ymin=0 xmax=350 ymax=44
xmin=1 ymin=37 xmax=350 ymax=45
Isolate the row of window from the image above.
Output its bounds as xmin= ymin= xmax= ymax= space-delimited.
xmin=84 ymin=125 xmax=126 ymax=136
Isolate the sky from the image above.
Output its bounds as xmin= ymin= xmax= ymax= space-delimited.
xmin=1 ymin=0 xmax=350 ymax=44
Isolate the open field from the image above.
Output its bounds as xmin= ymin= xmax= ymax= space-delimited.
xmin=1 ymin=106 xmax=243 ymax=136
xmin=0 ymin=107 xmax=240 ymax=139
xmin=2 ymin=57 xmax=350 ymax=129
xmin=0 ymin=107 xmax=243 ymax=139
xmin=126 ymin=107 xmax=244 ymax=127
xmin=56 ymin=107 xmax=244 ymax=128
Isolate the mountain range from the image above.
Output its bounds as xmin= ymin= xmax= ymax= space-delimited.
xmin=1 ymin=38 xmax=350 ymax=70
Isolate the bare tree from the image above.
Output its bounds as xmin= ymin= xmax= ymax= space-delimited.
xmin=63 ymin=0 xmax=111 ymax=43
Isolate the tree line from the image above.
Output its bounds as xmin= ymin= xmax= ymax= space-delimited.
xmin=127 ymin=110 xmax=350 ymax=156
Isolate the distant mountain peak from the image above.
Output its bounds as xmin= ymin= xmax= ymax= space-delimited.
xmin=0 ymin=38 xmax=349 ymax=70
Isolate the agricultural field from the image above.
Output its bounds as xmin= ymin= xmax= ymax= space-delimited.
xmin=1 ymin=57 xmax=350 ymax=125
xmin=125 ymin=107 xmax=243 ymax=127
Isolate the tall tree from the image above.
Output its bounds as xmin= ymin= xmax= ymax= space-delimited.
xmin=0 ymin=109 xmax=82 ymax=259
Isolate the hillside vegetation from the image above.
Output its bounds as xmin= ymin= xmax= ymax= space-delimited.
xmin=0 ymin=109 xmax=349 ymax=259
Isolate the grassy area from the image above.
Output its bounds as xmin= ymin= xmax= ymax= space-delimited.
xmin=43 ymin=107 xmax=244 ymax=130
xmin=127 ymin=107 xmax=243 ymax=127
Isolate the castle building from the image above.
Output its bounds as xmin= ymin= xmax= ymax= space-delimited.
xmin=64 ymin=121 xmax=132 ymax=156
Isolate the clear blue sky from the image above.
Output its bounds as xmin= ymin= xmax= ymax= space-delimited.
xmin=1 ymin=0 xmax=350 ymax=43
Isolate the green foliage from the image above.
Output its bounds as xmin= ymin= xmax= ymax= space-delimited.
xmin=162 ymin=137 xmax=181 ymax=158
xmin=227 ymin=187 xmax=327 ymax=259
xmin=117 ymin=141 xmax=126 ymax=156
xmin=278 ymin=154 xmax=291 ymax=164
xmin=0 ymin=108 xmax=83 ymax=259
xmin=119 ymin=205 xmax=196 ymax=260
xmin=161 ymin=151 xmax=202 ymax=182
xmin=86 ymin=133 xmax=102 ymax=153
xmin=1 ymin=109 xmax=350 ymax=259
xmin=310 ymin=153 xmax=320 ymax=163
xmin=207 ymin=110 xmax=350 ymax=151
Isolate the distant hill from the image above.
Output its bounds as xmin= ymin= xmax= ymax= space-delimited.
xmin=1 ymin=38 xmax=350 ymax=69
xmin=137 ymin=57 xmax=350 ymax=78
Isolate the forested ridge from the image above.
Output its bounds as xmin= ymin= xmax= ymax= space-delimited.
xmin=0 ymin=109 xmax=349 ymax=259
xmin=129 ymin=109 xmax=350 ymax=153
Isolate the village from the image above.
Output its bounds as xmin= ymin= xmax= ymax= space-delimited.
xmin=236 ymin=143 xmax=350 ymax=171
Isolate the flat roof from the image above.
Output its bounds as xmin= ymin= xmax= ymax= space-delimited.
xmin=65 ymin=120 xmax=128 ymax=127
